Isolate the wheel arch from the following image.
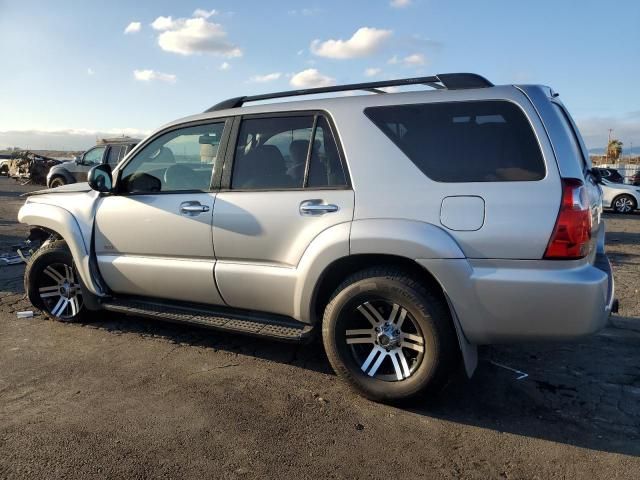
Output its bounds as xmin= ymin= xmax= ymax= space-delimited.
xmin=612 ymin=193 xmax=638 ymax=212
xmin=48 ymin=170 xmax=74 ymax=187
xmin=18 ymin=202 xmax=103 ymax=296
xmin=307 ymin=253 xmax=478 ymax=377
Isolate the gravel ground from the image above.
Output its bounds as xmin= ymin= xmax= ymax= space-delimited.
xmin=0 ymin=176 xmax=638 ymax=479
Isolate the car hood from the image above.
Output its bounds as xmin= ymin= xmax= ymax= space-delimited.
xmin=23 ymin=182 xmax=92 ymax=197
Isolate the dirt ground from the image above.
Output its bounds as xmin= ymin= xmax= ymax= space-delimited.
xmin=0 ymin=176 xmax=638 ymax=479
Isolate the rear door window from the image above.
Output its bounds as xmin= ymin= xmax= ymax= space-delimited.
xmin=365 ymin=100 xmax=545 ymax=182
xmin=231 ymin=114 xmax=348 ymax=190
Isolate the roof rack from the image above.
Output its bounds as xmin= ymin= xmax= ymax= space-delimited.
xmin=205 ymin=72 xmax=493 ymax=112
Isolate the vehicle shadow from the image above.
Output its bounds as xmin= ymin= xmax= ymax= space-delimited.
xmin=85 ymin=309 xmax=640 ymax=457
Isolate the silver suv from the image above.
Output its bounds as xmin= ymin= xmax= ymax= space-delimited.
xmin=18 ymin=73 xmax=616 ymax=402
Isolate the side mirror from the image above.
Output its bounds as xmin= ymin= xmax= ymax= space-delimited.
xmin=88 ymin=164 xmax=113 ymax=192
xmin=75 ymin=156 xmax=83 ymax=165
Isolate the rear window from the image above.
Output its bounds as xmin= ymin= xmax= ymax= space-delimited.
xmin=365 ymin=100 xmax=545 ymax=182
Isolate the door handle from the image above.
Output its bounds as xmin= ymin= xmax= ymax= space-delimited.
xmin=180 ymin=201 xmax=210 ymax=216
xmin=300 ymin=200 xmax=339 ymax=216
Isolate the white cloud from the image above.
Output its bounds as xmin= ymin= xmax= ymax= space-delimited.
xmin=310 ymin=27 xmax=392 ymax=59
xmin=219 ymin=62 xmax=231 ymax=71
xmin=193 ymin=8 xmax=217 ymax=19
xmin=87 ymin=68 xmax=95 ymax=76
xmin=364 ymin=67 xmax=381 ymax=77
xmin=249 ymin=72 xmax=282 ymax=83
xmin=390 ymin=0 xmax=412 ymax=7
xmin=287 ymin=8 xmax=321 ymax=16
xmin=133 ymin=69 xmax=176 ymax=83
xmin=403 ymin=53 xmax=426 ymax=66
xmin=124 ymin=21 xmax=142 ymax=34
xmin=388 ymin=53 xmax=426 ymax=66
xmin=152 ymin=15 xmax=241 ymax=57
xmin=151 ymin=16 xmax=175 ymax=31
xmin=290 ymin=69 xmax=335 ymax=88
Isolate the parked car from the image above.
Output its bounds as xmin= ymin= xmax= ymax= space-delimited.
xmin=18 ymin=73 xmax=615 ymax=402
xmin=592 ymin=167 xmax=624 ymax=184
xmin=0 ymin=154 xmax=11 ymax=175
xmin=631 ymin=170 xmax=640 ymax=186
xmin=599 ymin=178 xmax=640 ymax=213
xmin=46 ymin=137 xmax=139 ymax=188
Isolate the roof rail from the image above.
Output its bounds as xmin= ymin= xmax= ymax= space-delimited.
xmin=205 ymin=73 xmax=493 ymax=112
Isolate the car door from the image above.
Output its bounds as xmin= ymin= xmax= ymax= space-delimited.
xmin=212 ymin=113 xmax=354 ymax=316
xmin=94 ymin=119 xmax=230 ymax=305
xmin=74 ymin=146 xmax=105 ymax=182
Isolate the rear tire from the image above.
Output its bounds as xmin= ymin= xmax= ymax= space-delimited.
xmin=612 ymin=194 xmax=636 ymax=214
xmin=24 ymin=240 xmax=87 ymax=322
xmin=49 ymin=176 xmax=66 ymax=188
xmin=322 ymin=267 xmax=459 ymax=403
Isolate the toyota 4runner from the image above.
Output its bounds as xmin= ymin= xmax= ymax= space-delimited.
xmin=18 ymin=73 xmax=616 ymax=402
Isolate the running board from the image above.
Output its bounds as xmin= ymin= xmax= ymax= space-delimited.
xmin=101 ymin=298 xmax=314 ymax=342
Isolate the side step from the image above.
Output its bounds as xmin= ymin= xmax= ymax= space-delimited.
xmin=101 ymin=298 xmax=314 ymax=343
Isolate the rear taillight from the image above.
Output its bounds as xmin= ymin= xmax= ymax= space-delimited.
xmin=544 ymin=178 xmax=592 ymax=259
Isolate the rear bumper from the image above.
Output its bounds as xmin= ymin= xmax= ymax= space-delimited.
xmin=418 ymin=253 xmax=614 ymax=344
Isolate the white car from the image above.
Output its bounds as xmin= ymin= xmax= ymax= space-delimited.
xmin=600 ymin=179 xmax=640 ymax=213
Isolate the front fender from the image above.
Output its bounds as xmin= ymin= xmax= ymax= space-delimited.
xmin=18 ymin=202 xmax=102 ymax=295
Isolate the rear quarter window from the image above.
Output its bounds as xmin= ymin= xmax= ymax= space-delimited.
xmin=365 ymin=100 xmax=545 ymax=182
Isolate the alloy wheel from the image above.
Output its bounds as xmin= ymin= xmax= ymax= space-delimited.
xmin=614 ymin=196 xmax=634 ymax=213
xmin=37 ymin=262 xmax=83 ymax=319
xmin=343 ymin=299 xmax=425 ymax=381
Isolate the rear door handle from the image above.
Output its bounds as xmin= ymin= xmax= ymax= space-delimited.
xmin=180 ymin=201 xmax=210 ymax=216
xmin=300 ymin=200 xmax=339 ymax=216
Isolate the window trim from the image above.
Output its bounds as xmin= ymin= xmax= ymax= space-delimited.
xmin=363 ymin=99 xmax=548 ymax=183
xmin=220 ymin=109 xmax=351 ymax=192
xmin=112 ymin=118 xmax=232 ymax=196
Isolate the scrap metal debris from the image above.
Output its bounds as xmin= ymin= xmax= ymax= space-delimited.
xmin=6 ymin=151 xmax=62 ymax=185
xmin=0 ymin=240 xmax=38 ymax=267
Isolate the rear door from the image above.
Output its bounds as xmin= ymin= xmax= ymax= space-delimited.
xmin=212 ymin=113 xmax=354 ymax=314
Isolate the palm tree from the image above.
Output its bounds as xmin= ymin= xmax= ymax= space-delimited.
xmin=607 ymin=139 xmax=623 ymax=161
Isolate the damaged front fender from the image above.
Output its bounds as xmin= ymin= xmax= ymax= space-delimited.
xmin=18 ymin=202 xmax=103 ymax=296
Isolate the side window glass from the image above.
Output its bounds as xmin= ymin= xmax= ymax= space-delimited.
xmin=120 ymin=123 xmax=225 ymax=193
xmin=83 ymin=147 xmax=105 ymax=165
xmin=232 ymin=116 xmax=313 ymax=190
xmin=106 ymin=146 xmax=122 ymax=166
xmin=307 ymin=116 xmax=347 ymax=188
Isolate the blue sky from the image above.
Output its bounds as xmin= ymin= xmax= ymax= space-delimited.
xmin=1 ymin=0 xmax=639 ymax=151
